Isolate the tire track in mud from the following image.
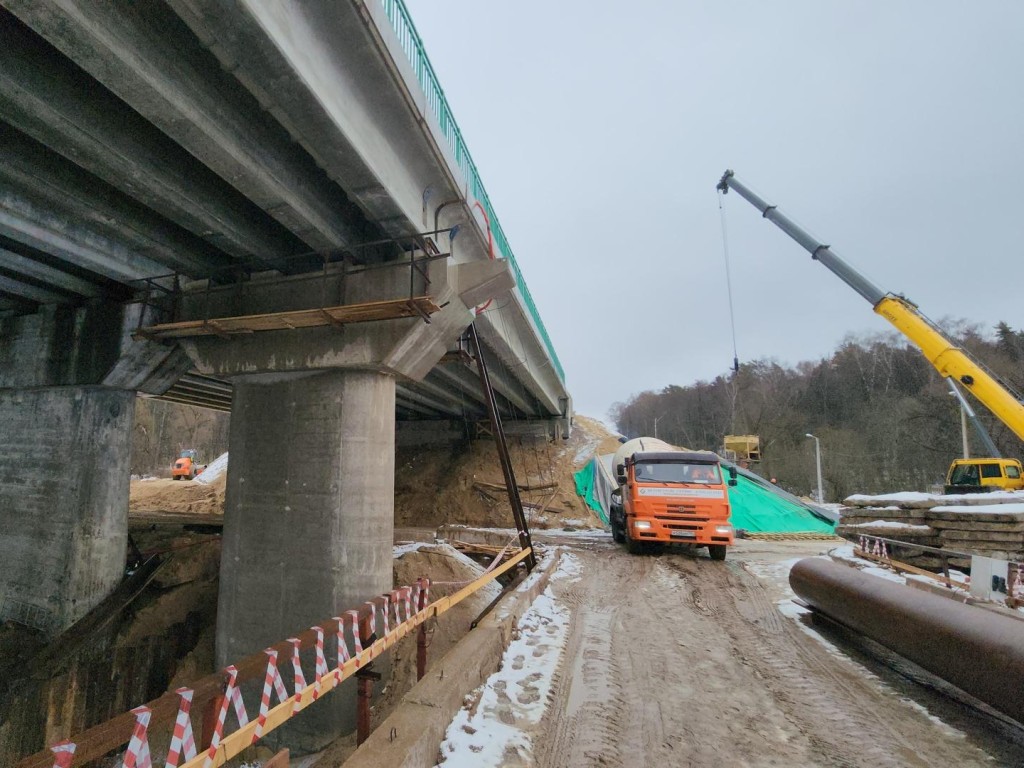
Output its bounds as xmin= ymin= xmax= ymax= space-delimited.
xmin=661 ymin=553 xmax=990 ymax=768
xmin=529 ymin=544 xmax=1001 ymax=767
xmin=533 ymin=553 xmax=650 ymax=767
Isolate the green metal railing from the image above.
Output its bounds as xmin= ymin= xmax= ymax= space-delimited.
xmin=379 ymin=0 xmax=565 ymax=382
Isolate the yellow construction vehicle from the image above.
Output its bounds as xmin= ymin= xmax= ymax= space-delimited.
xmin=718 ymin=170 xmax=1024 ymax=492
xmin=723 ymin=434 xmax=761 ymax=464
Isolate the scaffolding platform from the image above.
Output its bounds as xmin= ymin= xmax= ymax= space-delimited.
xmin=134 ymin=296 xmax=441 ymax=340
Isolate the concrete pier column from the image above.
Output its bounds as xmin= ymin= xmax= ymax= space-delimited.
xmin=0 ymin=386 xmax=133 ymax=632
xmin=216 ymin=369 xmax=395 ymax=750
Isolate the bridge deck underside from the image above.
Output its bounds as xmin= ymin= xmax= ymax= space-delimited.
xmin=0 ymin=1 xmax=565 ymax=423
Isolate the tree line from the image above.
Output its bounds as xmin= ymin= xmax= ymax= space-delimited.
xmin=131 ymin=397 xmax=229 ymax=476
xmin=610 ymin=322 xmax=1024 ymax=501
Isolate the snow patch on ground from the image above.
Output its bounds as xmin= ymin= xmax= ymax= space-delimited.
xmin=549 ymin=550 xmax=582 ymax=582
xmin=436 ymin=585 xmax=571 ymax=766
xmin=535 ymin=528 xmax=611 ymax=540
xmin=393 ymin=541 xmax=429 ymax=557
xmin=194 ymin=451 xmax=228 ymax=484
xmin=572 ymin=436 xmax=601 ymax=465
xmin=932 ymin=502 xmax=1024 ymax=515
xmin=843 ymin=520 xmax=933 ymax=531
xmin=846 ymin=490 xmax=1024 ymax=507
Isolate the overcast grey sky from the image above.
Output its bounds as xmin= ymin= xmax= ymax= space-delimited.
xmin=406 ymin=1 xmax=1024 ymax=421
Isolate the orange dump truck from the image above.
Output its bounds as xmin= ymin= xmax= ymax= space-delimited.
xmin=171 ymin=449 xmax=202 ymax=480
xmin=609 ymin=437 xmax=736 ymax=560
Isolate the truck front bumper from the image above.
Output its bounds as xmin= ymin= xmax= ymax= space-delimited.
xmin=630 ymin=518 xmax=734 ymax=546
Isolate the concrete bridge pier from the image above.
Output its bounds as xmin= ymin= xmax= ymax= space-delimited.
xmin=0 ymin=303 xmax=193 ymax=632
xmin=217 ymin=369 xmax=395 ymax=750
xmin=176 ymin=253 xmax=516 ymax=752
xmin=0 ymin=385 xmax=133 ymax=632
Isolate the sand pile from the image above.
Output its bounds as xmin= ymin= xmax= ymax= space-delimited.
xmin=128 ymin=416 xmax=616 ymax=531
xmin=129 ymin=476 xmax=226 ymax=516
xmin=394 ymin=416 xmax=614 ymax=530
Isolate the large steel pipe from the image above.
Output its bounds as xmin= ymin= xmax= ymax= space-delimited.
xmin=790 ymin=558 xmax=1024 ymax=724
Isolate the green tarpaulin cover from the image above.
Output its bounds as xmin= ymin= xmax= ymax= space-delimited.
xmin=573 ymin=460 xmax=609 ymax=525
xmin=727 ymin=474 xmax=834 ymax=534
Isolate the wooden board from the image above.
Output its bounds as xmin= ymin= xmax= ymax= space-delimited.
xmin=134 ymin=296 xmax=440 ymax=340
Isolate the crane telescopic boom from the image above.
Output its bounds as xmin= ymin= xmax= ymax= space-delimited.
xmin=717 ymin=169 xmax=1024 ymax=445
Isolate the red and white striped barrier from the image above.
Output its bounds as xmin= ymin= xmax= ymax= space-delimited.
xmin=50 ymin=741 xmax=75 ymax=768
xmin=123 ymin=706 xmax=152 ymax=768
xmin=345 ymin=609 xmax=363 ymax=658
xmin=287 ymin=638 xmax=307 ymax=714
xmin=312 ymin=626 xmax=329 ymax=700
xmin=380 ymin=595 xmax=391 ymax=636
xmin=253 ymin=650 xmax=289 ymax=743
xmin=29 ymin=558 xmax=525 ymax=768
xmin=332 ymin=615 xmax=352 ymax=673
xmin=363 ymin=601 xmax=377 ymax=643
xmin=205 ymin=665 xmax=248 ymax=764
xmin=164 ymin=688 xmax=197 ymax=767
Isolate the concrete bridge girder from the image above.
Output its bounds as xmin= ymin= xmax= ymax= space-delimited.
xmin=0 ymin=124 xmax=237 ymax=278
xmin=0 ymin=245 xmax=107 ymax=299
xmin=0 ymin=10 xmax=307 ymax=267
xmin=2 ymin=0 xmax=374 ymax=252
xmin=165 ymin=0 xmax=476 ymax=244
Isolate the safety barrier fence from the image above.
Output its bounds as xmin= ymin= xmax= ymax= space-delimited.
xmin=377 ymin=0 xmax=565 ymax=382
xmin=854 ymin=533 xmax=1024 ymax=602
xmin=19 ymin=546 xmax=532 ymax=768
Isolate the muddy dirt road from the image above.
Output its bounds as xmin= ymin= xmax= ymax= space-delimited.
xmin=530 ymin=535 xmax=1021 ymax=767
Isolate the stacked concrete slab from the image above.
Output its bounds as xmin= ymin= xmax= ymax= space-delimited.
xmin=839 ymin=492 xmax=1024 ymax=569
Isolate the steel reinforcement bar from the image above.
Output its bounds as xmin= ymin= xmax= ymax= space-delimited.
xmin=19 ymin=546 xmax=532 ymax=768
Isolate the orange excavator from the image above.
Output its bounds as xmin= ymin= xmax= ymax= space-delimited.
xmin=171 ymin=449 xmax=203 ymax=480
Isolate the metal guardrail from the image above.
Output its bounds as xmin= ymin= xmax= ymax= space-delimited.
xmin=378 ymin=0 xmax=565 ymax=382
xmin=19 ymin=546 xmax=532 ymax=768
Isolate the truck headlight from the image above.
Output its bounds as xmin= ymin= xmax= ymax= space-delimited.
xmin=634 ymin=520 xmax=652 ymax=530
xmin=715 ymin=525 xmax=733 ymax=535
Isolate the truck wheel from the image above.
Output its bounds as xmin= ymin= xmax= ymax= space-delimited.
xmin=625 ymin=528 xmax=643 ymax=555
xmin=612 ymin=520 xmax=625 ymax=543
xmin=709 ymin=544 xmax=727 ymax=561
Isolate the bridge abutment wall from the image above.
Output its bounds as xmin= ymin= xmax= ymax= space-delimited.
xmin=0 ymin=386 xmax=132 ymax=631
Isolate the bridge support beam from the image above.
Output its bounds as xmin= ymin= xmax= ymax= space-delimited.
xmin=217 ymin=368 xmax=395 ymax=751
xmin=0 ymin=386 xmax=133 ymax=632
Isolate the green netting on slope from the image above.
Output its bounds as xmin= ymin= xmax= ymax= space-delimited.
xmin=573 ymin=462 xmax=609 ymax=525
xmin=727 ymin=475 xmax=834 ymax=533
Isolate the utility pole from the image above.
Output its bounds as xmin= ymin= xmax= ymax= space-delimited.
xmin=805 ymin=433 xmax=824 ymax=504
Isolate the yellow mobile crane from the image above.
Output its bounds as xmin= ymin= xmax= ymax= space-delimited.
xmin=717 ymin=170 xmax=1024 ymax=494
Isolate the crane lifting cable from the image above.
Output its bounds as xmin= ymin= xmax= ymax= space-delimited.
xmin=718 ymin=189 xmax=741 ymax=374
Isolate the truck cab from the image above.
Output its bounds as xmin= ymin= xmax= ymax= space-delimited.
xmin=610 ymin=443 xmax=736 ymax=560
xmin=944 ymin=458 xmax=1024 ymax=494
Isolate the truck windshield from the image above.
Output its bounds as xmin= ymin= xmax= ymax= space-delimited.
xmin=634 ymin=463 xmax=721 ymax=484
xmin=949 ymin=464 xmax=980 ymax=485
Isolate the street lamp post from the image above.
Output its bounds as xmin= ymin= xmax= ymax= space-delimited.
xmin=653 ymin=414 xmax=666 ymax=439
xmin=805 ymin=433 xmax=824 ymax=504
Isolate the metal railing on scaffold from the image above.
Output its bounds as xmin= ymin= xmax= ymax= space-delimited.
xmin=18 ymin=546 xmax=532 ymax=768
xmin=377 ymin=0 xmax=565 ymax=382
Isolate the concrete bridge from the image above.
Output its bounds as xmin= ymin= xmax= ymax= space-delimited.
xmin=0 ymin=0 xmax=569 ymax=749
